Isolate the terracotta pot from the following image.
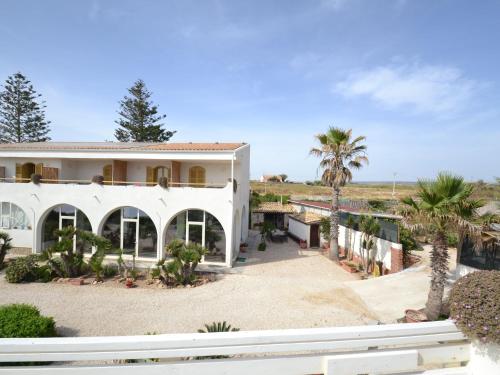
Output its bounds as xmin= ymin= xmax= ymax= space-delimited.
xmin=340 ymin=261 xmax=358 ymax=273
xmin=125 ymin=279 xmax=134 ymax=288
xmin=299 ymin=241 xmax=307 ymax=249
xmin=404 ymin=309 xmax=428 ymax=323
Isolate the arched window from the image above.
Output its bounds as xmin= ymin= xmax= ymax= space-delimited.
xmin=165 ymin=210 xmax=226 ymax=263
xmin=101 ymin=207 xmax=157 ymax=258
xmin=188 ymin=166 xmax=206 ymax=187
xmin=0 ymin=202 xmax=30 ymax=230
xmin=41 ymin=205 xmax=92 ymax=252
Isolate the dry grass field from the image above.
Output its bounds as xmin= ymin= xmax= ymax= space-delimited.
xmin=251 ymin=181 xmax=500 ymax=201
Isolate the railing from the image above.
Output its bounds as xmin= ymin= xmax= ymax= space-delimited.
xmin=0 ymin=177 xmax=228 ymax=188
xmin=0 ymin=321 xmax=471 ymax=374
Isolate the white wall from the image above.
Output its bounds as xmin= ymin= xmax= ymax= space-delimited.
xmin=0 ymin=182 xmax=235 ymax=266
xmin=3 ymin=228 xmax=33 ymax=248
xmin=288 ymin=217 xmax=311 ymax=244
xmin=321 ymin=225 xmax=400 ymax=270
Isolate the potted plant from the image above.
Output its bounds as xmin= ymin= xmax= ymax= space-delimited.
xmin=299 ymin=239 xmax=307 ymax=249
xmin=125 ymin=278 xmax=135 ymax=288
xmin=239 ymin=243 xmax=248 ymax=253
xmin=449 ymin=270 xmax=500 ymax=374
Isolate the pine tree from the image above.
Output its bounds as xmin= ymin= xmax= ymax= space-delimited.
xmin=0 ymin=72 xmax=51 ymax=143
xmin=114 ymin=79 xmax=175 ymax=142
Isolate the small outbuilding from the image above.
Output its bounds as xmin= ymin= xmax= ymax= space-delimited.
xmin=251 ymin=202 xmax=296 ymax=230
xmin=288 ymin=212 xmax=324 ymax=248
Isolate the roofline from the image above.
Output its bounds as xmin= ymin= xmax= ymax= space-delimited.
xmin=289 ymin=199 xmax=403 ymax=220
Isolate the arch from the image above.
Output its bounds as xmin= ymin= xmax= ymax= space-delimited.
xmin=39 ymin=204 xmax=92 ymax=252
xmin=163 ymin=209 xmax=227 ymax=264
xmin=188 ymin=166 xmax=206 ymax=187
xmin=99 ymin=206 xmax=157 ymax=259
xmin=0 ymin=202 xmax=31 ymax=230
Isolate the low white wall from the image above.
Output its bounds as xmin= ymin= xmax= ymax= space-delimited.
xmin=3 ymin=228 xmax=33 ymax=248
xmin=320 ymin=225 xmax=400 ymax=270
xmin=288 ymin=217 xmax=310 ymax=244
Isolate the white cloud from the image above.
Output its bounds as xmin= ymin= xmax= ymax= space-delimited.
xmin=335 ymin=63 xmax=477 ymax=114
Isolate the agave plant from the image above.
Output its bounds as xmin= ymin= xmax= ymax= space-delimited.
xmin=198 ymin=321 xmax=240 ymax=333
xmin=0 ymin=231 xmax=12 ymax=268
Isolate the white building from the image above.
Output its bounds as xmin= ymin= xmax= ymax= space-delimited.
xmin=0 ymin=142 xmax=250 ymax=267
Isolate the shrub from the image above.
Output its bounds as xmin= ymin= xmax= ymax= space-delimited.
xmin=196 ymin=322 xmax=239 ymax=359
xmin=103 ymin=264 xmax=118 ymax=278
xmin=0 ymin=231 xmax=12 ymax=269
xmin=0 ymin=304 xmax=57 ymax=338
xmin=319 ymin=217 xmax=331 ymax=242
xmin=258 ymin=242 xmax=266 ymax=251
xmin=449 ymin=270 xmax=500 ymax=344
xmin=156 ymin=240 xmax=207 ymax=286
xmin=5 ymin=255 xmax=40 ymax=283
xmin=446 ymin=232 xmax=458 ymax=247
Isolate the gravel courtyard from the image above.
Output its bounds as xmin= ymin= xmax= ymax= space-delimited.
xmin=0 ymin=234 xmax=380 ymax=336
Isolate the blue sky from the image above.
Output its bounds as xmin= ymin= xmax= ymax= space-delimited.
xmin=0 ymin=0 xmax=498 ymax=182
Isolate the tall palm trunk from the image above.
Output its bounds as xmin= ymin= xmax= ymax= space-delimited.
xmin=329 ymin=186 xmax=340 ymax=261
xmin=425 ymin=231 xmax=449 ymax=320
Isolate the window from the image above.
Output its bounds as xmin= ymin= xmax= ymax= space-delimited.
xmin=155 ymin=166 xmax=170 ymax=183
xmin=165 ymin=210 xmax=226 ymax=263
xmin=101 ymin=207 xmax=157 ymax=258
xmin=188 ymin=166 xmax=206 ymax=187
xmin=0 ymin=202 xmax=30 ymax=230
xmin=41 ymin=205 xmax=92 ymax=252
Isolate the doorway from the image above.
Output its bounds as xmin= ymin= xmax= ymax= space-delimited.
xmin=310 ymin=224 xmax=320 ymax=248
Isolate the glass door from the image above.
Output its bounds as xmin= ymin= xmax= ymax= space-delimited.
xmin=122 ymin=221 xmax=137 ymax=255
xmin=188 ymin=224 xmax=203 ymax=245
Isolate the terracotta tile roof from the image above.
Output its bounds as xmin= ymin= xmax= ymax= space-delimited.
xmin=290 ymin=212 xmax=324 ymax=224
xmin=0 ymin=142 xmax=246 ymax=152
xmin=253 ymin=202 xmax=296 ymax=214
xmin=142 ymin=143 xmax=245 ymax=151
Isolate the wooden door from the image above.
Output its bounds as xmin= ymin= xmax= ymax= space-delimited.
xmin=310 ymin=224 xmax=320 ymax=248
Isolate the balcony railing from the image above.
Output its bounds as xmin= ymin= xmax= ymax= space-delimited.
xmin=0 ymin=177 xmax=228 ymax=188
xmin=0 ymin=321 xmax=471 ymax=374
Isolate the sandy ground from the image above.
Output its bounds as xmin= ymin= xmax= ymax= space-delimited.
xmin=0 ymin=233 xmax=454 ymax=336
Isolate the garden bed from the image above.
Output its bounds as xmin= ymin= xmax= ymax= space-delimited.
xmin=50 ymin=271 xmax=218 ymax=290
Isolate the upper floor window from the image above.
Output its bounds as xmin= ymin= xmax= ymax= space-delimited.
xmin=189 ymin=166 xmax=206 ymax=187
xmin=0 ymin=202 xmax=31 ymax=230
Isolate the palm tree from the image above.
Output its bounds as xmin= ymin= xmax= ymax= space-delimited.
xmin=310 ymin=127 xmax=368 ymax=261
xmin=400 ymin=172 xmax=480 ymax=320
xmin=359 ymin=215 xmax=380 ymax=274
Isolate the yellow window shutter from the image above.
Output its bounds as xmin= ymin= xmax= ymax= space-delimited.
xmin=146 ymin=166 xmax=155 ymax=186
xmin=15 ymin=163 xmax=22 ymax=182
xmin=35 ymin=163 xmax=43 ymax=175
xmin=103 ymin=164 xmax=113 ymax=185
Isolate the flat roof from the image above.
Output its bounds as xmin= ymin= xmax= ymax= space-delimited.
xmin=253 ymin=202 xmax=296 ymax=214
xmin=0 ymin=142 xmax=246 ymax=152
